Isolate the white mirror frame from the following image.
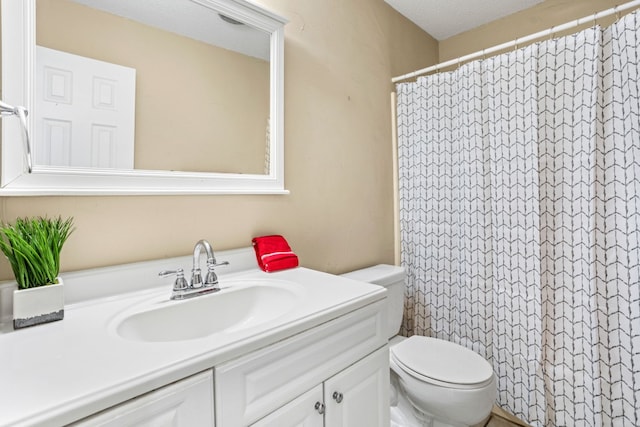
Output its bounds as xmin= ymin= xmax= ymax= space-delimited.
xmin=0 ymin=0 xmax=288 ymax=195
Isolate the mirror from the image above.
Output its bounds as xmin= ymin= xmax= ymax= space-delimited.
xmin=0 ymin=0 xmax=288 ymax=195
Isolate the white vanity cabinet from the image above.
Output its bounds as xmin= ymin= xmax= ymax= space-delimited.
xmin=252 ymin=347 xmax=389 ymax=427
xmin=70 ymin=371 xmax=215 ymax=426
xmin=0 ymin=251 xmax=389 ymax=427
xmin=215 ymin=300 xmax=389 ymax=427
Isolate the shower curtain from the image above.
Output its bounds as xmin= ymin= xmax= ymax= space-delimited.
xmin=396 ymin=11 xmax=639 ymax=427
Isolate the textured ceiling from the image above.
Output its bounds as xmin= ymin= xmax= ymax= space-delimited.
xmin=384 ymin=0 xmax=544 ymax=40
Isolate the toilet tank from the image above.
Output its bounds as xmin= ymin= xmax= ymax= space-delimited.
xmin=341 ymin=264 xmax=406 ymax=340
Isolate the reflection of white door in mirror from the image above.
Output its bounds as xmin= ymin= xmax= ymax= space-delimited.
xmin=0 ymin=0 xmax=288 ymax=195
xmin=35 ymin=46 xmax=136 ymax=169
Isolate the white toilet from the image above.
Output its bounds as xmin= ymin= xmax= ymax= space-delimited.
xmin=341 ymin=265 xmax=497 ymax=427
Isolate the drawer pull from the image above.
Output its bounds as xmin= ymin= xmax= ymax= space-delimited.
xmin=332 ymin=391 xmax=343 ymax=403
xmin=315 ymin=402 xmax=325 ymax=414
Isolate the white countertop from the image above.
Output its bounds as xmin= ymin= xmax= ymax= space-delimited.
xmin=0 ymin=251 xmax=385 ymax=427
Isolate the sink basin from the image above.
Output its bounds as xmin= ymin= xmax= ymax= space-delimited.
xmin=114 ymin=280 xmax=302 ymax=342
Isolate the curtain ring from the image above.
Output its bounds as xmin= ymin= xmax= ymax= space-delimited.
xmin=549 ymin=26 xmax=555 ymax=41
xmin=482 ymin=48 xmax=486 ymax=60
xmin=514 ymin=37 xmax=519 ymax=50
xmin=614 ymin=5 xmax=620 ymax=21
xmin=592 ymin=12 xmax=598 ymax=28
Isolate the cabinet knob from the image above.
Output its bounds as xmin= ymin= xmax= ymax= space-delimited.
xmin=314 ymin=401 xmax=325 ymax=414
xmin=332 ymin=391 xmax=344 ymax=403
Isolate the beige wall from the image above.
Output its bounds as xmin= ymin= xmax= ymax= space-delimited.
xmin=0 ymin=0 xmax=437 ymax=280
xmin=3 ymin=0 xmax=632 ymax=283
xmin=440 ymin=0 xmax=624 ymax=62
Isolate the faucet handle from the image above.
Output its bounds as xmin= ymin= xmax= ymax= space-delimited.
xmin=159 ymin=268 xmax=189 ymax=291
xmin=212 ymin=260 xmax=229 ymax=268
xmin=203 ymin=259 xmax=229 ymax=286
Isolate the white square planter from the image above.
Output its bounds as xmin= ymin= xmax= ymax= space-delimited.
xmin=13 ymin=278 xmax=64 ymax=329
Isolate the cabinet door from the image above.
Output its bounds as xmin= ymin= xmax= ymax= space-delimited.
xmin=70 ymin=371 xmax=214 ymax=427
xmin=324 ymin=347 xmax=389 ymax=427
xmin=251 ymin=385 xmax=324 ymax=427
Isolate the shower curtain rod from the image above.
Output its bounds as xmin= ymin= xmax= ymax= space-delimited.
xmin=391 ymin=0 xmax=640 ymax=83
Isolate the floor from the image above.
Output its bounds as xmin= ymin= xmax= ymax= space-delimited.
xmin=485 ymin=406 xmax=531 ymax=427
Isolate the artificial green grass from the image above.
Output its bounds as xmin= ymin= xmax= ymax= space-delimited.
xmin=0 ymin=217 xmax=74 ymax=289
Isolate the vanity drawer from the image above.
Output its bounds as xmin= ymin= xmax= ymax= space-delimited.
xmin=71 ymin=370 xmax=214 ymax=426
xmin=215 ymin=299 xmax=386 ymax=426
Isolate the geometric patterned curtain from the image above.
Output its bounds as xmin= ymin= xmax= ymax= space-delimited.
xmin=396 ymin=10 xmax=640 ymax=426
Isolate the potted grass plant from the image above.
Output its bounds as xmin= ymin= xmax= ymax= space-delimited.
xmin=0 ymin=216 xmax=74 ymax=329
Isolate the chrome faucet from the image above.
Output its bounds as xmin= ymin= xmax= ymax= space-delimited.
xmin=159 ymin=239 xmax=229 ymax=300
xmin=191 ymin=239 xmax=229 ymax=288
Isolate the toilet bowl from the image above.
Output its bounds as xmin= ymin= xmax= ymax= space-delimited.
xmin=390 ymin=335 xmax=496 ymax=427
xmin=341 ymin=265 xmax=496 ymax=427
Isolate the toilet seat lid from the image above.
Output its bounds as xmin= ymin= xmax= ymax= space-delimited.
xmin=391 ymin=336 xmax=493 ymax=385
